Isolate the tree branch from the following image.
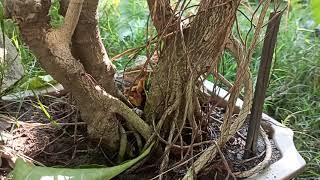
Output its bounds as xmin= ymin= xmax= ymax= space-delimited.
xmin=59 ymin=0 xmax=132 ymax=106
xmin=5 ymin=0 xmax=151 ymax=151
xmin=61 ymin=0 xmax=84 ymax=40
xmin=187 ymin=0 xmax=241 ymax=72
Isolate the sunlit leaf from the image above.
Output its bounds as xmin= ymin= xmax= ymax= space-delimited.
xmin=20 ymin=75 xmax=57 ymax=90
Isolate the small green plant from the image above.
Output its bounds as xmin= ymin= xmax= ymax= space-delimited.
xmin=49 ymin=0 xmax=64 ymax=28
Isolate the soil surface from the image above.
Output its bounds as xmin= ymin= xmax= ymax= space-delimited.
xmin=0 ymin=94 xmax=281 ymax=179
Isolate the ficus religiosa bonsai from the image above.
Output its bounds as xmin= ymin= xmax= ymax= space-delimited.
xmin=3 ymin=0 xmax=275 ymax=178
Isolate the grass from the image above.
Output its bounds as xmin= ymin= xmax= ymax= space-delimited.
xmin=222 ymin=2 xmax=320 ymax=178
xmin=0 ymin=0 xmax=319 ymax=178
xmin=266 ymin=3 xmax=320 ymax=177
xmin=0 ymin=17 xmax=47 ymax=94
xmin=98 ymin=0 xmax=150 ymax=69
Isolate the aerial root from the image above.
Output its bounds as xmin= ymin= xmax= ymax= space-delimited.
xmin=157 ymin=89 xmax=201 ymax=179
xmin=215 ymin=141 xmax=237 ymax=180
xmin=234 ymin=127 xmax=272 ymax=177
xmin=117 ymin=124 xmax=127 ymax=162
xmin=159 ymin=115 xmax=177 ymax=180
xmin=180 ymin=127 xmax=272 ymax=179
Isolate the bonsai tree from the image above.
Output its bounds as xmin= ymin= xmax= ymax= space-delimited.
xmin=3 ymin=0 xmax=276 ymax=178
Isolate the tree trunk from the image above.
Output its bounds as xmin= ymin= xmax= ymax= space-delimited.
xmin=146 ymin=0 xmax=241 ymax=135
xmin=60 ymin=0 xmax=131 ymax=105
xmin=4 ymin=0 xmax=242 ymax=176
xmin=144 ymin=1 xmax=241 ymax=176
xmin=4 ymin=0 xmax=151 ymax=153
xmin=71 ymin=0 xmax=118 ymax=96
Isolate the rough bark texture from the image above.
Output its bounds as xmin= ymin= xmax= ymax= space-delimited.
xmin=146 ymin=0 xmax=241 ymax=123
xmin=72 ymin=1 xmax=118 ymax=95
xmin=147 ymin=0 xmax=176 ymax=34
xmin=143 ymin=1 xmax=241 ymax=177
xmin=4 ymin=0 xmax=151 ymax=152
xmin=6 ymin=0 xmax=120 ymax=151
xmin=4 ymin=0 xmax=244 ymax=177
xmin=60 ymin=0 xmax=130 ymax=104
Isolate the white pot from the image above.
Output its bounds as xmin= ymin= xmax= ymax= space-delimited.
xmin=204 ymin=80 xmax=306 ymax=180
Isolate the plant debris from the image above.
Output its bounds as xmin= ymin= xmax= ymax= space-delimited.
xmin=0 ymin=94 xmax=281 ymax=179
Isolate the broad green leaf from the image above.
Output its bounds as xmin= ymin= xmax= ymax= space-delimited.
xmin=311 ymin=0 xmax=320 ymax=24
xmin=13 ymin=143 xmax=154 ymax=180
xmin=20 ymin=75 xmax=57 ymax=90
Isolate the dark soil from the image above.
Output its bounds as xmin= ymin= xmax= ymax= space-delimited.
xmin=197 ymin=108 xmax=281 ymax=179
xmin=0 ymin=94 xmax=281 ymax=179
xmin=0 ymin=94 xmax=117 ymax=167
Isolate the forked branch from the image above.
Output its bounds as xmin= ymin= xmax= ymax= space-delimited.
xmin=4 ymin=0 xmax=151 ymax=152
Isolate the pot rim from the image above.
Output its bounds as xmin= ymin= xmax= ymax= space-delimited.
xmin=204 ymin=80 xmax=306 ymax=179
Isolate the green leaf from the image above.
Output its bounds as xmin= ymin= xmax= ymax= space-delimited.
xmin=311 ymin=0 xmax=320 ymax=24
xmin=20 ymin=75 xmax=57 ymax=90
xmin=13 ymin=143 xmax=154 ymax=180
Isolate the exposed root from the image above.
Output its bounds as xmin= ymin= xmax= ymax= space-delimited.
xmin=108 ymin=93 xmax=152 ymax=140
xmin=215 ymin=141 xmax=236 ymax=180
xmin=145 ymin=97 xmax=181 ymax=148
xmin=234 ymin=128 xmax=272 ymax=177
xmin=150 ymin=149 xmax=208 ymax=180
xmin=181 ymin=1 xmax=273 ymax=176
xmin=181 ymin=64 xmax=253 ymax=180
xmin=182 ymin=34 xmax=255 ymax=179
xmin=126 ymin=124 xmax=143 ymax=152
xmin=159 ymin=118 xmax=176 ymax=180
xmin=240 ymin=150 xmax=265 ymax=163
xmin=4 ymin=0 xmax=277 ymax=179
xmin=118 ymin=124 xmax=127 ymax=162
